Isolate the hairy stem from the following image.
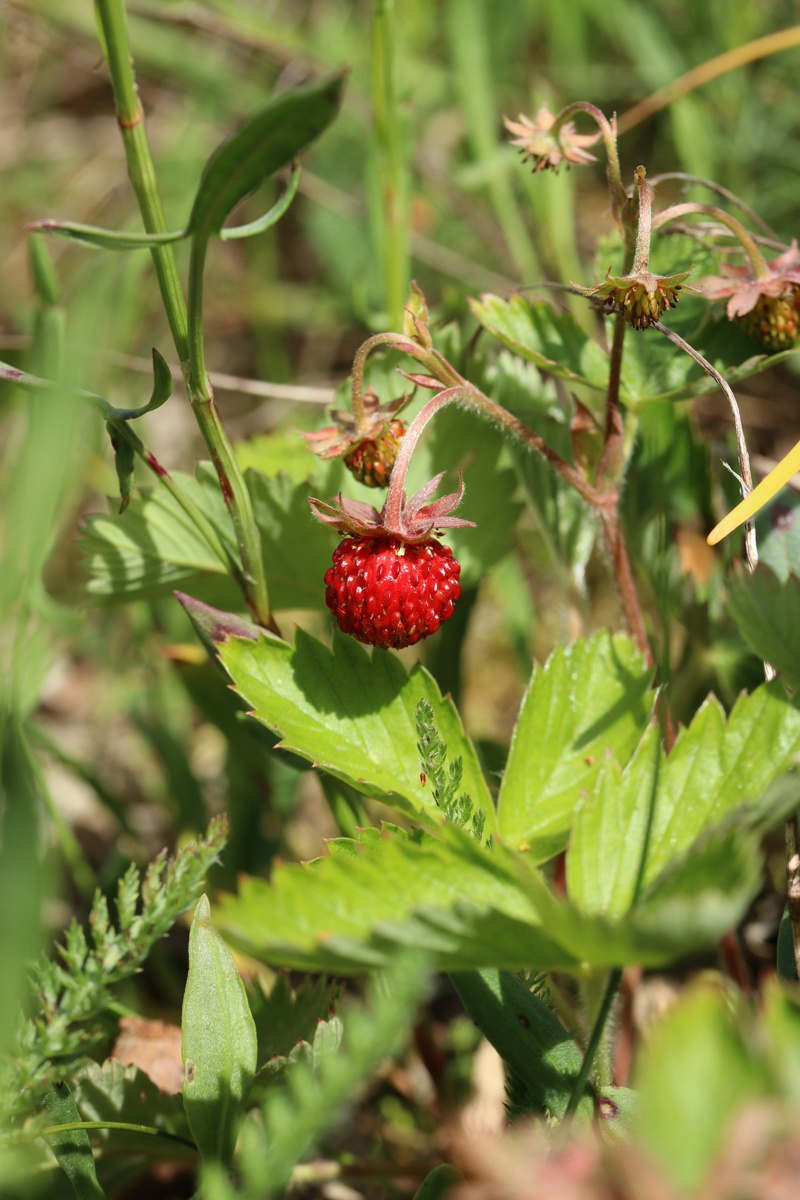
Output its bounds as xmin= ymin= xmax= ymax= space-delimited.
xmin=382 ymin=390 xmax=464 ymax=529
xmin=598 ymin=508 xmax=653 ymax=664
xmin=551 ymin=101 xmax=626 ymax=224
xmin=652 ymin=202 xmax=771 ymax=280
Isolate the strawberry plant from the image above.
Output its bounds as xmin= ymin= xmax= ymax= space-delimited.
xmin=4 ymin=3 xmax=800 ymax=1198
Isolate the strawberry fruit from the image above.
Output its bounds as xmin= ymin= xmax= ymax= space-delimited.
xmin=324 ymin=536 xmax=461 ymax=649
xmin=309 ymin=391 xmax=476 ymax=650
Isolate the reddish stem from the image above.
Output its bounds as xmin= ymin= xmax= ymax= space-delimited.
xmin=382 ymin=390 xmax=465 ymax=530
xmin=598 ymin=508 xmax=653 ymax=665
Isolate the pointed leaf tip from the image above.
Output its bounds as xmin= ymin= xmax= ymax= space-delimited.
xmin=175 ymin=592 xmax=261 ymax=649
xmin=188 ymin=73 xmax=345 ymax=241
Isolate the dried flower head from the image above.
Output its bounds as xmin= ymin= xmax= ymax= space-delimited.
xmin=573 ymin=266 xmax=696 ymax=330
xmin=504 ymin=105 xmax=599 ymax=173
xmin=343 ymin=418 xmax=405 ymax=488
xmin=302 ymin=388 xmax=409 ymax=485
xmin=698 ymin=242 xmax=800 ymax=350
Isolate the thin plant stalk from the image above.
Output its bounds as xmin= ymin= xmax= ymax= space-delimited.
xmin=38 ymin=1120 xmax=196 ymax=1150
xmin=94 ymin=0 xmax=275 ymax=632
xmin=371 ymin=0 xmax=409 ymax=332
xmin=653 ymin=322 xmax=761 ymax=575
xmin=565 ymin=968 xmax=623 ymax=1118
xmin=618 ymin=26 xmax=800 ymax=135
xmin=652 ymin=202 xmax=772 ymax=278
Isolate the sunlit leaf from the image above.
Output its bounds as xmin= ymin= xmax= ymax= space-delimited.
xmin=497 ymin=632 xmax=655 ymax=858
xmin=217 ymin=629 xmax=493 ymax=825
xmin=567 ymin=682 xmax=800 ymax=917
xmin=215 ymin=822 xmax=756 ymax=975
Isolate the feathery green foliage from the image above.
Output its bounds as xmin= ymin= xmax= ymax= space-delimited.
xmin=1 ymin=818 xmax=227 ymax=1125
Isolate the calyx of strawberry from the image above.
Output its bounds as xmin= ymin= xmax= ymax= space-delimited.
xmin=310 ymin=470 xmax=474 ymax=544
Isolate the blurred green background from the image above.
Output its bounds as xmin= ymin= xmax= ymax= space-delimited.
xmin=2 ymin=0 xmax=800 ymax=1075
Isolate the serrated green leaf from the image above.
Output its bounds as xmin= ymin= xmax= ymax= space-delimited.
xmin=83 ymin=463 xmax=334 ymax=613
xmin=512 ymin=440 xmax=597 ymax=579
xmin=644 ymin=683 xmax=800 ymax=878
xmin=68 ymin=1059 xmax=189 ymax=1148
xmin=250 ymin=974 xmax=339 ymax=1066
xmin=727 ymin=562 xmax=800 ymax=686
xmin=567 ymin=681 xmax=800 ymax=918
xmin=214 ymin=823 xmax=756 ymax=975
xmin=497 ymin=632 xmax=655 ymax=858
xmin=619 ymin=318 xmax=800 ymax=404
xmin=220 ymin=951 xmax=427 ymax=1198
xmin=182 ymin=895 xmax=257 ymax=1166
xmin=235 ymin=432 xmax=322 ymax=484
xmin=469 ymin=294 xmax=610 ymax=390
xmin=217 ymin=627 xmax=493 ymax=825
xmin=188 ymin=75 xmax=344 ymax=240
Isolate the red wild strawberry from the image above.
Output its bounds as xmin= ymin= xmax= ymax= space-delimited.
xmin=324 ymin=536 xmax=461 ymax=649
xmin=309 ymin=390 xmax=476 ymax=650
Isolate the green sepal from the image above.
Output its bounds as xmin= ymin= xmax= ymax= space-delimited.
xmin=181 ymin=894 xmax=257 ymax=1165
xmin=40 ymin=1081 xmax=105 ymax=1200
